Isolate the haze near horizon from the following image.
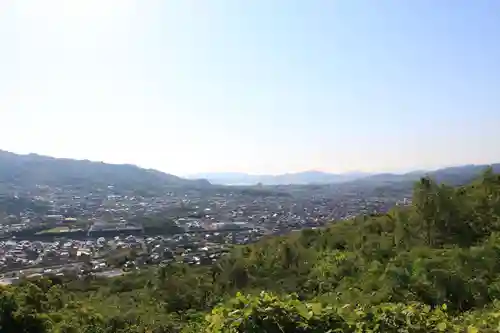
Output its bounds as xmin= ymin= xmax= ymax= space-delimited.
xmin=1 ymin=1 xmax=499 ymax=176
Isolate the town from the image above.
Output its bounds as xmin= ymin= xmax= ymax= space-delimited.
xmin=0 ymin=177 xmax=413 ymax=285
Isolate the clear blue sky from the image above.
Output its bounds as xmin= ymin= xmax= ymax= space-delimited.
xmin=1 ymin=1 xmax=499 ymax=176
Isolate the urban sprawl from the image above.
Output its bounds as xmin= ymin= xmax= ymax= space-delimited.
xmin=0 ymin=181 xmax=412 ymax=285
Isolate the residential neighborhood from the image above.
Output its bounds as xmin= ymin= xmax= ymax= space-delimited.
xmin=0 ymin=174 xmax=412 ymax=284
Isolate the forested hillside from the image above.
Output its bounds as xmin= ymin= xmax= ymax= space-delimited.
xmin=0 ymin=150 xmax=211 ymax=194
xmin=2 ymin=168 xmax=500 ymax=332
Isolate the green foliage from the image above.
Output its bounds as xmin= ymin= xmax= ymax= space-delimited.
xmin=206 ymin=292 xmax=462 ymax=332
xmin=207 ymin=291 xmax=350 ymax=333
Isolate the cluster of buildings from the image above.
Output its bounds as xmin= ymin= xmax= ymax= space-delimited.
xmin=0 ymin=228 xmax=265 ymax=284
xmin=0 ymin=179 xmax=410 ymax=282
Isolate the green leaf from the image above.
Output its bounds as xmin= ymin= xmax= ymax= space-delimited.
xmin=467 ymin=326 xmax=478 ymax=333
xmin=310 ymin=303 xmax=322 ymax=315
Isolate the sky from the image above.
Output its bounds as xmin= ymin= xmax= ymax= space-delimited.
xmin=1 ymin=1 xmax=499 ymax=176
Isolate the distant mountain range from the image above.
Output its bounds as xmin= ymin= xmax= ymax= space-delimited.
xmin=188 ymin=171 xmax=372 ymax=185
xmin=0 ymin=149 xmax=498 ymax=191
xmin=190 ymin=164 xmax=500 ymax=186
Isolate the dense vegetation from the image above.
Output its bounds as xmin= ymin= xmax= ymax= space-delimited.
xmin=2 ymin=168 xmax=500 ymax=332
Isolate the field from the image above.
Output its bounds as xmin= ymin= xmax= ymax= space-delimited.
xmin=36 ymin=226 xmax=71 ymax=234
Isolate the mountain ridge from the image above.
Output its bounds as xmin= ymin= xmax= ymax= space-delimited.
xmin=0 ymin=150 xmax=211 ymax=193
xmin=1 ymin=149 xmax=499 ymax=188
xmin=190 ymin=164 xmax=500 ymax=185
xmin=188 ymin=170 xmax=371 ymax=185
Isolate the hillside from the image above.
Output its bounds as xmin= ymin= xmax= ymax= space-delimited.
xmin=2 ymin=168 xmax=500 ymax=331
xmin=0 ymin=150 xmax=211 ymax=194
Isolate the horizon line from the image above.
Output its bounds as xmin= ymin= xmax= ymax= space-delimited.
xmin=2 ymin=148 xmax=498 ymax=179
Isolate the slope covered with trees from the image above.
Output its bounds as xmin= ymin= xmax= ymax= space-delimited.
xmin=0 ymin=150 xmax=211 ymax=195
xmin=2 ymin=168 xmax=500 ymax=332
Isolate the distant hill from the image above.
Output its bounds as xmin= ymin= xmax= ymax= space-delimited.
xmin=354 ymin=164 xmax=500 ymax=186
xmin=189 ymin=171 xmax=372 ymax=185
xmin=0 ymin=150 xmax=210 ymax=194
